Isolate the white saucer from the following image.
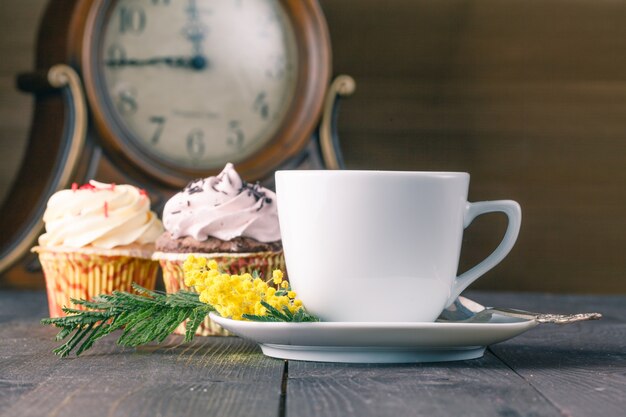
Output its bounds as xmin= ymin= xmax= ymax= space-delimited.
xmin=209 ymin=312 xmax=538 ymax=363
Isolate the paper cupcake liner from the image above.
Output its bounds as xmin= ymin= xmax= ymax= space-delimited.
xmin=34 ymin=247 xmax=159 ymax=318
xmin=154 ymin=251 xmax=286 ymax=337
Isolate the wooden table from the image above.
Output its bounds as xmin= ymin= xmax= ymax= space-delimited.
xmin=0 ymin=291 xmax=624 ymax=417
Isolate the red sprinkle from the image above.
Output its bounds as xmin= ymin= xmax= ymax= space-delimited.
xmin=139 ymin=189 xmax=147 ymax=196
xmin=79 ymin=183 xmax=96 ymax=190
xmin=71 ymin=181 xmax=117 ymax=191
xmin=104 ymin=201 xmax=109 ymax=217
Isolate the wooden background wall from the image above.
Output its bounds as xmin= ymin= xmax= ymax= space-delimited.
xmin=0 ymin=0 xmax=46 ymax=204
xmin=1 ymin=0 xmax=625 ymax=293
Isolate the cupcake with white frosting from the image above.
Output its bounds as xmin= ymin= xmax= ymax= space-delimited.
xmin=153 ymin=163 xmax=285 ymax=336
xmin=33 ymin=181 xmax=164 ymax=317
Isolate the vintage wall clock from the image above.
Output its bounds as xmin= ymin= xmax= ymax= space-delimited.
xmin=0 ymin=0 xmax=355 ymax=287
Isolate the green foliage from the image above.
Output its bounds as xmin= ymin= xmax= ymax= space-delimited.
xmin=42 ymin=284 xmax=320 ymax=357
xmin=41 ymin=284 xmax=213 ymax=357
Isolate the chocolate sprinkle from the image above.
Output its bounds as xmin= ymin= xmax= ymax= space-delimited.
xmin=171 ymin=210 xmax=181 ymax=214
xmin=184 ymin=178 xmax=204 ymax=194
xmin=239 ymin=181 xmax=270 ymax=203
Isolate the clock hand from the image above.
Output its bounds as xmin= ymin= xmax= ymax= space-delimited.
xmin=183 ymin=0 xmax=207 ymax=57
xmin=189 ymin=55 xmax=208 ymax=70
xmin=105 ymin=55 xmax=208 ymax=70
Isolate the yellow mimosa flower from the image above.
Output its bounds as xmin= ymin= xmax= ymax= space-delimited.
xmin=182 ymin=255 xmax=309 ymax=321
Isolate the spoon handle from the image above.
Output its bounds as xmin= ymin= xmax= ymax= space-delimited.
xmin=477 ymin=307 xmax=602 ymax=324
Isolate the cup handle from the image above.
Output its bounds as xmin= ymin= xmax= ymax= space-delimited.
xmin=446 ymin=200 xmax=522 ymax=307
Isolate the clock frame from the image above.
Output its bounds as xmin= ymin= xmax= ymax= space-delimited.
xmin=0 ymin=0 xmax=353 ymax=288
xmin=80 ymin=0 xmax=332 ymax=186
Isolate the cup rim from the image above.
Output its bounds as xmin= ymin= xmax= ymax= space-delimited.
xmin=276 ymin=170 xmax=469 ymax=179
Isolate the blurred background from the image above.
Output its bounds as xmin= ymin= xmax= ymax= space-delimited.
xmin=1 ymin=0 xmax=624 ymax=293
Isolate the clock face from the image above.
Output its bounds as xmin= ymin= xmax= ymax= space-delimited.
xmin=97 ymin=0 xmax=298 ymax=171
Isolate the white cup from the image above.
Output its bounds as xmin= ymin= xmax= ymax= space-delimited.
xmin=275 ymin=170 xmax=521 ymax=323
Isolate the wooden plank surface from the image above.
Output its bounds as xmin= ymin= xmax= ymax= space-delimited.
xmin=1 ymin=291 xmax=625 ymax=417
xmin=286 ymin=352 xmax=562 ymax=417
xmin=286 ymin=291 xmax=626 ymax=417
xmin=0 ymin=292 xmax=285 ymax=417
xmin=472 ymin=292 xmax=626 ymax=417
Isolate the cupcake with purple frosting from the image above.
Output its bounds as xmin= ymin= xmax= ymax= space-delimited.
xmin=153 ymin=163 xmax=285 ymax=336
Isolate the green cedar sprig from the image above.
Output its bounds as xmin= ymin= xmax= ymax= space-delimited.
xmin=41 ymin=284 xmax=213 ymax=357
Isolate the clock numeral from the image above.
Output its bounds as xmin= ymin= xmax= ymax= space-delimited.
xmin=119 ymin=6 xmax=146 ymax=34
xmin=106 ymin=44 xmax=126 ymax=67
xmin=187 ymin=129 xmax=205 ymax=159
xmin=149 ymin=116 xmax=166 ymax=144
xmin=116 ymin=88 xmax=138 ymax=115
xmin=253 ymin=92 xmax=269 ymax=120
xmin=227 ymin=120 xmax=245 ymax=150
